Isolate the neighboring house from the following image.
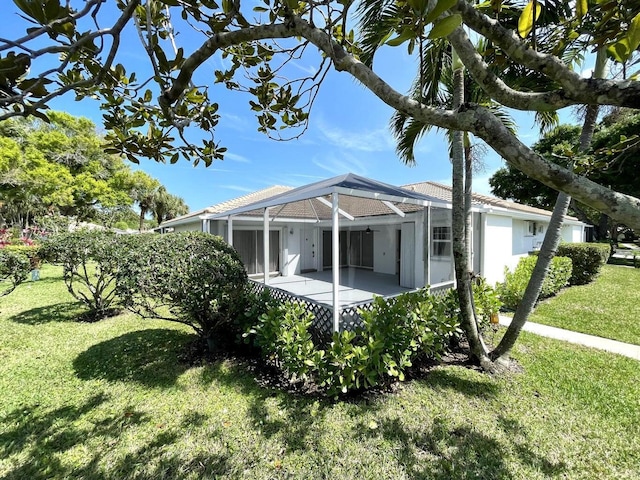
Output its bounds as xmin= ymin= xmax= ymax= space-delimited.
xmin=159 ymin=173 xmax=587 ymax=288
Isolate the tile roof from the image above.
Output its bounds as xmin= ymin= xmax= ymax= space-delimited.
xmin=160 ymin=185 xmax=293 ymax=226
xmin=162 ymin=178 xmax=572 ymax=227
xmin=401 ymin=181 xmax=568 ymax=218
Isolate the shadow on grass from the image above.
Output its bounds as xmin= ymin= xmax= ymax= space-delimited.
xmin=73 ymin=328 xmax=196 ymax=388
xmin=0 ymin=394 xmax=229 ymax=480
xmin=9 ymin=301 xmax=85 ymax=325
xmin=354 ymin=415 xmax=566 ymax=479
xmin=421 ymin=367 xmax=500 ymax=399
xmin=199 ymin=358 xmax=392 ymax=456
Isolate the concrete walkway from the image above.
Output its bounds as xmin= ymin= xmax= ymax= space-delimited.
xmin=499 ymin=315 xmax=640 ymax=361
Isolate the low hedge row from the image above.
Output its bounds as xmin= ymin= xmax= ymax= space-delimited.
xmin=556 ymin=243 xmax=610 ymax=285
xmin=497 ymin=255 xmax=573 ymax=311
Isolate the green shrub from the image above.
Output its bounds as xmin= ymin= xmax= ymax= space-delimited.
xmin=556 ymin=242 xmax=610 ymax=285
xmin=246 ymin=289 xmax=461 ymax=396
xmin=471 ymin=277 xmax=503 ymax=328
xmin=248 ymin=302 xmax=316 ymax=380
xmin=117 ymin=232 xmax=247 ymax=349
xmin=39 ymin=230 xmax=125 ymax=320
xmin=498 ymin=255 xmax=573 ymax=310
xmin=0 ymin=249 xmax=31 ymax=298
xmin=3 ymin=245 xmax=41 ymax=268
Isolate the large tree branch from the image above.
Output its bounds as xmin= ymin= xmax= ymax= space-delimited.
xmin=161 ymin=22 xmax=303 ymax=108
xmin=452 ymin=0 xmax=640 ymax=109
xmin=291 ymin=18 xmax=640 ymax=228
xmin=447 ymin=27 xmax=571 ymax=112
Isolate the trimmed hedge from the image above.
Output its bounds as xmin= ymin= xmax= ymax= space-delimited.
xmin=556 ymin=242 xmax=610 ymax=285
xmin=117 ymin=232 xmax=248 ymax=349
xmin=497 ymin=255 xmax=573 ymax=311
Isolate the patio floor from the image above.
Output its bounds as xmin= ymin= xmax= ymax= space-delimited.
xmin=258 ymin=268 xmax=413 ymax=306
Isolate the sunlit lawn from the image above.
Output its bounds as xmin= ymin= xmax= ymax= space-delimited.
xmin=1 ymin=265 xmax=639 ymax=479
xmin=529 ymin=265 xmax=640 ymax=345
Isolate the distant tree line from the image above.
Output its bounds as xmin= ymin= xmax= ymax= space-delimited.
xmin=490 ymin=111 xmax=640 ymax=241
xmin=0 ymin=111 xmax=188 ymax=231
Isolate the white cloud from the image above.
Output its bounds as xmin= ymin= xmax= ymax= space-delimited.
xmin=316 ymin=118 xmax=394 ymax=152
xmin=223 ymin=185 xmax=255 ymax=193
xmin=223 ymin=152 xmax=251 ymax=163
xmin=312 ymin=152 xmax=368 ymax=176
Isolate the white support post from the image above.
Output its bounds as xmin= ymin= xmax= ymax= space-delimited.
xmin=227 ymin=216 xmax=233 ymax=247
xmin=427 ymin=206 xmax=432 ymax=286
xmin=332 ymin=193 xmax=340 ymax=333
xmin=263 ymin=208 xmax=270 ymax=285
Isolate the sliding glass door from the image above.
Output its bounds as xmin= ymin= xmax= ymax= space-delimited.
xmin=234 ymin=230 xmax=280 ymax=274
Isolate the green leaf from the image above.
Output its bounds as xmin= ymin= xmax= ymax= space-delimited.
xmin=427 ymin=14 xmax=462 ymax=40
xmin=424 ymin=0 xmax=458 ymax=25
xmin=575 ymin=0 xmax=587 ymax=19
xmin=386 ymin=28 xmax=416 ymax=47
xmin=518 ymin=0 xmax=542 ymax=38
xmin=627 ymin=12 xmax=640 ymax=55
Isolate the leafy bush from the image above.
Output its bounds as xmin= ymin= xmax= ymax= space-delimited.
xmin=240 ymin=286 xmax=278 ymax=344
xmin=117 ymin=232 xmax=248 ymax=349
xmin=39 ymin=230 xmax=125 ymax=320
xmin=497 ymin=255 xmax=573 ymax=310
xmin=3 ymin=245 xmax=41 ymax=268
xmin=247 ymin=302 xmax=316 ymax=381
xmin=471 ymin=277 xmax=503 ymax=328
xmin=246 ymin=289 xmax=461 ymax=396
xmin=556 ymin=242 xmax=610 ymax=285
xmin=0 ymin=249 xmax=30 ymax=298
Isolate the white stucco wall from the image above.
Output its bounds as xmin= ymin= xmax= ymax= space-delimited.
xmin=561 ymin=224 xmax=583 ymax=243
xmin=511 ymin=219 xmax=547 ymax=255
xmin=171 ymin=220 xmax=201 ymax=233
xmin=482 ymin=214 xmax=517 ymax=286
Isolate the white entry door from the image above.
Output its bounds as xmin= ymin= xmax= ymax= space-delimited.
xmin=300 ymin=226 xmax=317 ymax=272
xmin=400 ymin=222 xmax=415 ymax=288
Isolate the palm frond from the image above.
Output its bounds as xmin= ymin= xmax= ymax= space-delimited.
xmin=535 ymin=111 xmax=560 ymax=135
xmin=390 ymin=112 xmax=435 ymax=166
xmin=356 ymin=0 xmax=402 ymax=67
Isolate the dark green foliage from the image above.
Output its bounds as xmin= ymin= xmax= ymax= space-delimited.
xmin=497 ymin=255 xmax=573 ymax=310
xmin=0 ymin=249 xmax=30 ymax=297
xmin=248 ymin=302 xmax=316 ymax=381
xmin=556 ymin=243 xmax=610 ymax=285
xmin=246 ymin=289 xmax=461 ymax=396
xmin=116 ymin=232 xmax=248 ymax=347
xmin=38 ymin=230 xmax=124 ymax=320
xmin=3 ymin=244 xmax=41 ymax=268
xmin=471 ymin=277 xmax=503 ymax=327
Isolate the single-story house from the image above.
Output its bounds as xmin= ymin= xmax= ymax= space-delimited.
xmin=159 ymin=173 xmax=586 ymax=331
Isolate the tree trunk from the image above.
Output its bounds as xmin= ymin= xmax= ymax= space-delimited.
xmin=491 ymin=49 xmax=606 ymax=361
xmin=450 ymin=54 xmax=492 ymax=367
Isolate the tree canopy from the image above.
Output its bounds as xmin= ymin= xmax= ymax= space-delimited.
xmin=0 ymin=111 xmax=188 ymax=229
xmin=1 ymin=0 xmax=640 ymax=226
xmin=490 ymin=110 xmax=640 ymax=238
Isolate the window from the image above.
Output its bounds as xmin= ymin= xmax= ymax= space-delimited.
xmin=432 ymin=226 xmax=452 ymax=257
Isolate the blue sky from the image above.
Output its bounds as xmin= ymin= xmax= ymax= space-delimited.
xmin=7 ymin=2 xmax=588 ymax=213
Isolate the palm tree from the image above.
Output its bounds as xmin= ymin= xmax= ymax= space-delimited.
xmin=129 ymin=171 xmax=160 ymax=232
xmin=354 ymin=0 xmax=590 ymax=367
xmin=152 ymin=186 xmax=189 ymax=225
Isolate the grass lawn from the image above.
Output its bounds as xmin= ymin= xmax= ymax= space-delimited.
xmin=529 ymin=265 xmax=640 ymax=345
xmin=1 ymin=265 xmax=639 ymax=479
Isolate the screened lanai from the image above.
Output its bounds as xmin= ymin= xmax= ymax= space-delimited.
xmin=203 ymin=173 xmax=452 ymax=332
